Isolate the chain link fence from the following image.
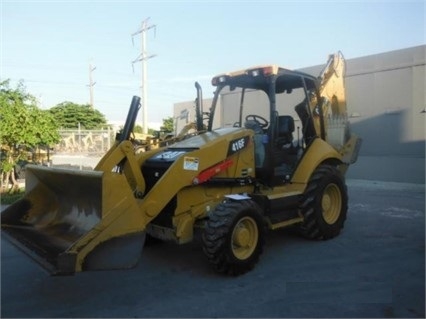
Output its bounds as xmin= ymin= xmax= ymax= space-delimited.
xmin=48 ymin=127 xmax=115 ymax=170
xmin=55 ymin=127 xmax=114 ymax=156
xmin=2 ymin=128 xmax=117 ymax=191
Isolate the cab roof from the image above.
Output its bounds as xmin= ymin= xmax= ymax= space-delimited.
xmin=211 ymin=65 xmax=318 ymax=92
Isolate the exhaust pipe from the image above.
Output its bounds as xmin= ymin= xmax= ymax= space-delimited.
xmin=194 ymin=82 xmax=204 ymax=132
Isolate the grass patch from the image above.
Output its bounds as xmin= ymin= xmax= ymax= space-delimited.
xmin=1 ymin=189 xmax=25 ymax=205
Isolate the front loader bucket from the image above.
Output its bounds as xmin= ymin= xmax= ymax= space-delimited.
xmin=1 ymin=165 xmax=146 ymax=275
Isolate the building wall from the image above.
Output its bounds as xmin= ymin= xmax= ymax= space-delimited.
xmin=174 ymin=45 xmax=425 ymax=184
xmin=173 ymin=98 xmax=219 ymax=134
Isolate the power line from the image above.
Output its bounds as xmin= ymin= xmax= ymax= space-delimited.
xmin=6 ymin=78 xmax=83 ymax=86
xmin=6 ymin=77 xmax=139 ymax=90
xmin=131 ymin=17 xmax=157 ymax=134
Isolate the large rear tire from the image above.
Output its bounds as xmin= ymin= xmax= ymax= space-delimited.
xmin=202 ymin=199 xmax=266 ymax=276
xmin=299 ymin=165 xmax=348 ymax=240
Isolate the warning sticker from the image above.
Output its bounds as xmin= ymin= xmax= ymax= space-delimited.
xmin=183 ymin=157 xmax=199 ymax=171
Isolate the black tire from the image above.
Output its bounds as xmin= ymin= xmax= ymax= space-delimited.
xmin=202 ymin=199 xmax=266 ymax=276
xmin=299 ymin=164 xmax=348 ymax=240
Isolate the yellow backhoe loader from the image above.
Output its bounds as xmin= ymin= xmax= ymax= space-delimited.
xmin=1 ymin=52 xmax=361 ymax=275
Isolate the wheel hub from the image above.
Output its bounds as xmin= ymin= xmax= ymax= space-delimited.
xmin=322 ymin=183 xmax=342 ymax=224
xmin=231 ymin=216 xmax=259 ymax=260
xmin=234 ymin=227 xmax=250 ymax=247
xmin=322 ymin=194 xmax=331 ymax=211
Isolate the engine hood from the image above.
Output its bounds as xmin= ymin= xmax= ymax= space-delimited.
xmin=145 ymin=127 xmax=250 ymax=166
xmin=169 ymin=127 xmax=242 ymax=149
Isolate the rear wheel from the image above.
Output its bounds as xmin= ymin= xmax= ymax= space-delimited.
xmin=202 ymin=199 xmax=266 ymax=276
xmin=299 ymin=165 xmax=348 ymax=240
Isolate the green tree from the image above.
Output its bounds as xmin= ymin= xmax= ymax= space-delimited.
xmin=0 ymin=79 xmax=60 ymax=192
xmin=134 ymin=124 xmax=143 ymax=133
xmin=133 ymin=125 xmax=155 ymax=135
xmin=49 ymin=101 xmax=107 ymax=129
xmin=161 ymin=116 xmax=174 ymax=132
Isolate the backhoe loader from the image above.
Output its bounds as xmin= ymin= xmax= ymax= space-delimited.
xmin=1 ymin=52 xmax=361 ymax=275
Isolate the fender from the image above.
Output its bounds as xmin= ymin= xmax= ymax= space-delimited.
xmin=292 ymin=138 xmax=343 ymax=184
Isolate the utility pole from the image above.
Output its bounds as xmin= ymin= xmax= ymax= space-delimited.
xmin=132 ymin=18 xmax=157 ymax=134
xmin=88 ymin=62 xmax=96 ymax=108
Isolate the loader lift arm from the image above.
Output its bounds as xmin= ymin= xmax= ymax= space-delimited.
xmin=95 ymin=96 xmax=147 ymax=198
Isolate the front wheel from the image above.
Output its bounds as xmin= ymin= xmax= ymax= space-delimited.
xmin=202 ymin=199 xmax=266 ymax=276
xmin=299 ymin=165 xmax=348 ymax=240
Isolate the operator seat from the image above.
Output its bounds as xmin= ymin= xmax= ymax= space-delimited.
xmin=273 ymin=115 xmax=299 ymax=179
xmin=275 ymin=115 xmax=295 ymax=149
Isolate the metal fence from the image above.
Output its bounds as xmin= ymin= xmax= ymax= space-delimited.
xmin=54 ymin=127 xmax=114 ymax=156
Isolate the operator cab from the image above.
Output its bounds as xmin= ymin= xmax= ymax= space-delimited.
xmin=209 ymin=65 xmax=321 ymax=185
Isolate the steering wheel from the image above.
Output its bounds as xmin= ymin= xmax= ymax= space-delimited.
xmin=245 ymin=114 xmax=268 ymax=128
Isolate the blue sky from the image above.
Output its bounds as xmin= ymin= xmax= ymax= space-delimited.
xmin=1 ymin=0 xmax=424 ymax=127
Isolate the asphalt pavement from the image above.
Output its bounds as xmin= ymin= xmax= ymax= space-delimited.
xmin=1 ymin=179 xmax=425 ymax=318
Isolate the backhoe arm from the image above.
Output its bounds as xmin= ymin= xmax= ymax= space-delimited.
xmin=318 ymin=51 xmax=347 ymax=116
